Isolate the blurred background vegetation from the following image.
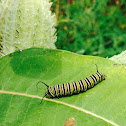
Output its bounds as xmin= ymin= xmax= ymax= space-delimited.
xmin=51 ymin=0 xmax=126 ymax=58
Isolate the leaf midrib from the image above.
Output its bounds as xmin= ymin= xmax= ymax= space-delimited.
xmin=0 ymin=90 xmax=119 ymax=126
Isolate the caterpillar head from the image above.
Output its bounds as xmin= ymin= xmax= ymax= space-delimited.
xmin=36 ymin=81 xmax=51 ymax=104
xmin=46 ymin=87 xmax=53 ymax=98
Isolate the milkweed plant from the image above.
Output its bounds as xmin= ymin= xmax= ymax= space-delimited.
xmin=0 ymin=0 xmax=57 ymax=57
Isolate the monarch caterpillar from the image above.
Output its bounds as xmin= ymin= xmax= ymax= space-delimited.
xmin=37 ymin=64 xmax=106 ymax=104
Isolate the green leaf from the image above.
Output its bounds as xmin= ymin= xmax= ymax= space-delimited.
xmin=0 ymin=48 xmax=126 ymax=126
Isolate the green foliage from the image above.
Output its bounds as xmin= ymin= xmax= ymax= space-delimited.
xmin=52 ymin=0 xmax=126 ymax=57
xmin=0 ymin=48 xmax=126 ymax=125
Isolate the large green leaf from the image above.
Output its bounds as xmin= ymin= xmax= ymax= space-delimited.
xmin=0 ymin=48 xmax=126 ymax=126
